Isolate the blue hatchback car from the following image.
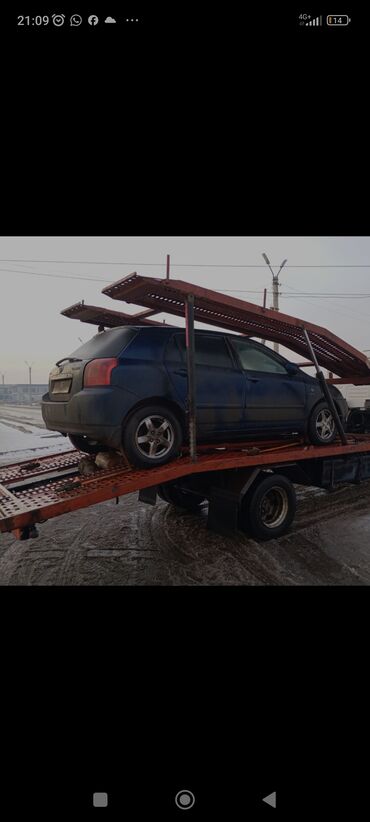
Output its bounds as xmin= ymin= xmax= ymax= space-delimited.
xmin=41 ymin=325 xmax=348 ymax=467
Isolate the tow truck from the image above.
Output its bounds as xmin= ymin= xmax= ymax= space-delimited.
xmin=2 ymin=273 xmax=370 ymax=542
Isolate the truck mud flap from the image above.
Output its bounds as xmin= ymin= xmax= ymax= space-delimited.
xmin=138 ymin=485 xmax=158 ymax=505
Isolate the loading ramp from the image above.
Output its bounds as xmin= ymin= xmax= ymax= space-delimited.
xmin=2 ymin=434 xmax=370 ymax=542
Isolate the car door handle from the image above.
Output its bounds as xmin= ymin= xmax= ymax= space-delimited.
xmin=247 ymin=377 xmax=260 ymax=383
xmin=174 ymin=369 xmax=188 ymax=376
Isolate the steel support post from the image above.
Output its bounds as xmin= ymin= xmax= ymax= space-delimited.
xmin=303 ymin=327 xmax=348 ymax=445
xmin=185 ymin=294 xmax=197 ymax=461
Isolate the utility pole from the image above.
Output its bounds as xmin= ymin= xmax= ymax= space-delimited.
xmin=1 ymin=374 xmax=4 ymax=385
xmin=260 ymin=289 xmax=267 ymax=345
xmin=262 ymin=254 xmax=287 ymax=353
xmin=25 ymin=361 xmax=34 ymax=406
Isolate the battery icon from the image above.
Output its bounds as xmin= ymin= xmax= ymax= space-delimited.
xmin=327 ymin=14 xmax=351 ymax=25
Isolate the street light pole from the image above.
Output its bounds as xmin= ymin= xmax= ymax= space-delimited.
xmin=262 ymin=254 xmax=287 ymax=353
xmin=25 ymin=361 xmax=34 ymax=406
xmin=1 ymin=373 xmax=4 ymax=385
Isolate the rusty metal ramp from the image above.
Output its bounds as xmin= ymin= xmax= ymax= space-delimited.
xmin=2 ymin=436 xmax=370 ymax=539
xmin=100 ymin=273 xmax=370 ymax=381
xmin=60 ymin=302 xmax=167 ymax=327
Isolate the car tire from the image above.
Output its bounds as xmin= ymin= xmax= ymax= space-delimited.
xmin=240 ymin=473 xmax=296 ymax=540
xmin=68 ymin=434 xmax=106 ymax=455
xmin=307 ymin=401 xmax=338 ymax=445
xmin=158 ymin=482 xmax=206 ymax=511
xmin=123 ymin=404 xmax=183 ymax=468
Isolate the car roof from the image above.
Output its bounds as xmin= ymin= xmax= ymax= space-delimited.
xmin=104 ymin=325 xmax=252 ymax=341
xmin=96 ymin=325 xmax=290 ymax=359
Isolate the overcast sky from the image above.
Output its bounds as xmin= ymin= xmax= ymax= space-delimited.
xmin=1 ymin=236 xmax=370 ymax=383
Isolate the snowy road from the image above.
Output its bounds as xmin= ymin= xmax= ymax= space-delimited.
xmin=1 ymin=404 xmax=370 ymax=586
xmin=0 ymin=404 xmax=74 ymax=466
xmin=2 ymin=478 xmax=370 ymax=585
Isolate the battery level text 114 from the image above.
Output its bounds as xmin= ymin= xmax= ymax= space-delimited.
xmin=327 ymin=15 xmax=351 ymax=25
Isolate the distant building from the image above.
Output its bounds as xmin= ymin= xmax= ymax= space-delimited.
xmin=328 ymin=349 xmax=370 ymax=409
xmin=337 ymin=384 xmax=370 ymax=409
xmin=0 ymin=384 xmax=48 ymax=405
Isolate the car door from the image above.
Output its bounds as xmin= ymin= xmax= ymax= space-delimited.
xmin=164 ymin=332 xmax=246 ymax=435
xmin=228 ymin=338 xmax=307 ymax=433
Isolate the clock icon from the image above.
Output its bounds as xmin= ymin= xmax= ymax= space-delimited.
xmin=52 ymin=14 xmax=65 ymax=26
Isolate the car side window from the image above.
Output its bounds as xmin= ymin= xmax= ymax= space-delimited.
xmin=231 ymin=339 xmax=288 ymax=374
xmin=166 ymin=334 xmax=234 ymax=368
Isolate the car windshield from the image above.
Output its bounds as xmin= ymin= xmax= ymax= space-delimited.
xmin=68 ymin=327 xmax=138 ymax=360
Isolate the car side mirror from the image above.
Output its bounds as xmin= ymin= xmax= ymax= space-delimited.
xmin=286 ymin=363 xmax=299 ymax=376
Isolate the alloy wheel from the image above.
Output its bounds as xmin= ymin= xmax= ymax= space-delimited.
xmin=135 ymin=415 xmax=175 ymax=459
xmin=315 ymin=409 xmax=335 ymax=441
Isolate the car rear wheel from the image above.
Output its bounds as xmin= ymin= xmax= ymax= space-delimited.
xmin=123 ymin=405 xmax=183 ymax=467
xmin=68 ymin=434 xmax=106 ymax=455
xmin=308 ymin=401 xmax=337 ymax=445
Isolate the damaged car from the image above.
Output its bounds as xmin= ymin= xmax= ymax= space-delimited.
xmin=41 ymin=325 xmax=348 ymax=468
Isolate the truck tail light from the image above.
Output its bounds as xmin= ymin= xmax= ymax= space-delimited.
xmin=83 ymin=358 xmax=119 ymax=387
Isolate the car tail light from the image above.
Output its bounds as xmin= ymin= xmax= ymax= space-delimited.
xmin=83 ymin=358 xmax=119 ymax=387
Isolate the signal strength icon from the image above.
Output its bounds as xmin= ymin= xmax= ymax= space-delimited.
xmin=306 ymin=15 xmax=322 ymax=25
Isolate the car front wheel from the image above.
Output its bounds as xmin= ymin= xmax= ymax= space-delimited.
xmin=308 ymin=401 xmax=338 ymax=445
xmin=123 ymin=405 xmax=183 ymax=468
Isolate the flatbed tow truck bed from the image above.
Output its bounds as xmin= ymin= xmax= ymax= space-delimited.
xmin=2 ymin=434 xmax=370 ymax=541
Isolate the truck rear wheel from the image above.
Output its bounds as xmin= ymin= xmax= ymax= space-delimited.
xmin=239 ymin=473 xmax=296 ymax=540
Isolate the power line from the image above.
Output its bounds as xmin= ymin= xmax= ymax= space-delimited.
xmin=0 ymin=260 xmax=154 ymax=267
xmin=271 ymin=293 xmax=370 ymax=297
xmin=2 ymin=259 xmax=370 ymax=268
xmin=3 ymin=266 xmax=370 ymax=299
xmin=279 ymin=292 xmax=370 ymax=322
xmin=0 ymin=267 xmax=113 ymax=283
xmin=281 ymin=294 xmax=370 ymax=298
xmin=0 ymin=268 xmax=271 ymax=292
xmin=282 ymin=283 xmax=370 ymax=323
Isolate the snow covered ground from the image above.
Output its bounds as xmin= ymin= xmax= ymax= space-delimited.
xmin=0 ymin=404 xmax=74 ymax=466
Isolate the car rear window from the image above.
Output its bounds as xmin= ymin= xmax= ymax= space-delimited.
xmin=68 ymin=327 xmax=138 ymax=359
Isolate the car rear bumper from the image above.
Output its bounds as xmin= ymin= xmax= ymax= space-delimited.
xmin=41 ymin=387 xmax=128 ymax=450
